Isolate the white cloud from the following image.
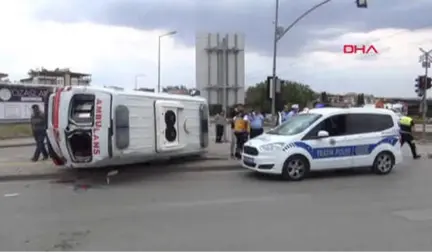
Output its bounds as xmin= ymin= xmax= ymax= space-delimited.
xmin=274 ymin=28 xmax=432 ymax=96
xmin=0 ymin=0 xmax=195 ymax=90
xmin=1 ymin=0 xmax=432 ymax=97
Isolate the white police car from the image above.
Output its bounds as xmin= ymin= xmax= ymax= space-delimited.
xmin=242 ymin=107 xmax=402 ymax=181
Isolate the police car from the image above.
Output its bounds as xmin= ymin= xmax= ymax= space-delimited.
xmin=242 ymin=107 xmax=402 ymax=181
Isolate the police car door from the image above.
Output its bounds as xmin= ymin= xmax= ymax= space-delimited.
xmin=346 ymin=113 xmax=395 ymax=167
xmin=302 ymin=114 xmax=353 ymax=170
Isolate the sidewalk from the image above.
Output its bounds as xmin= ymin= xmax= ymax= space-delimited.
xmin=0 ymin=138 xmax=34 ymax=148
xmin=0 ymin=158 xmax=242 ymax=182
xmin=0 ymin=141 xmax=241 ymax=181
xmin=418 ymin=142 xmax=432 ymax=157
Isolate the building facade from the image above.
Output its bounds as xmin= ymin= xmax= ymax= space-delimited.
xmin=327 ymin=92 xmax=376 ymax=107
xmin=0 ymin=72 xmax=8 ymax=82
xmin=20 ymin=68 xmax=91 ymax=86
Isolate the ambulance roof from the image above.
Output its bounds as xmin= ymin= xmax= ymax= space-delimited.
xmin=71 ymin=86 xmax=207 ymax=102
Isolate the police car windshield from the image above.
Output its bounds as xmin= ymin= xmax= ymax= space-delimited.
xmin=267 ymin=113 xmax=322 ymax=135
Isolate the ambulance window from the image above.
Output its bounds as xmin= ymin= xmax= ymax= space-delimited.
xmin=199 ymin=104 xmax=209 ymax=148
xmin=115 ymin=105 xmax=129 ymax=149
xmin=69 ymin=94 xmax=95 ymax=125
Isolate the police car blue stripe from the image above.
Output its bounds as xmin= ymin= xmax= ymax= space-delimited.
xmin=293 ymin=136 xmax=399 ymax=159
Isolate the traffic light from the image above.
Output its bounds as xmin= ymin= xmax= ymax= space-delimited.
xmin=426 ymin=76 xmax=432 ymax=90
xmin=356 ymin=0 xmax=367 ymax=8
xmin=415 ymin=76 xmax=425 ymax=97
xmin=415 ymin=75 xmax=432 ymax=97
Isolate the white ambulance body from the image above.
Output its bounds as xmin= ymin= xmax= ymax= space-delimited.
xmin=46 ymin=86 xmax=209 ymax=168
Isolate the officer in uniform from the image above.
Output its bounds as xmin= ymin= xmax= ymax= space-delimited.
xmin=399 ymin=116 xmax=421 ymax=159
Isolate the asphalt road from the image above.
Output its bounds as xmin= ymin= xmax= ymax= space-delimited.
xmin=1 ymin=149 xmax=432 ymax=250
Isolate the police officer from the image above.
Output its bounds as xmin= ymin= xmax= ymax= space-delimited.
xmin=399 ymin=115 xmax=421 ymax=159
xmin=30 ymin=104 xmax=48 ymax=162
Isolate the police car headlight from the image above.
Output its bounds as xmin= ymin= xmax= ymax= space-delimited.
xmin=259 ymin=142 xmax=285 ymax=152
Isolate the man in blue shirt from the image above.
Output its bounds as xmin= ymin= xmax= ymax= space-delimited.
xmin=249 ymin=109 xmax=264 ymax=139
xmin=281 ymin=104 xmax=299 ymax=123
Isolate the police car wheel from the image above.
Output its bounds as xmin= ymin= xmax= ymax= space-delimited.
xmin=372 ymin=151 xmax=395 ymax=175
xmin=281 ymin=155 xmax=310 ymax=181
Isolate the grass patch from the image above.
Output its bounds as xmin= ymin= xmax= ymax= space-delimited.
xmin=0 ymin=123 xmax=33 ymax=139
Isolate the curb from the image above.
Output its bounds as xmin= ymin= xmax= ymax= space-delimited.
xmin=0 ymin=143 xmax=35 ymax=149
xmin=0 ymin=163 xmax=243 ymax=182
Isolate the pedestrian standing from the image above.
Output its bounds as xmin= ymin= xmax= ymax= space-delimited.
xmin=30 ymin=104 xmax=48 ymax=162
xmin=214 ymin=111 xmax=226 ymax=143
xmin=249 ymin=109 xmax=264 ymax=139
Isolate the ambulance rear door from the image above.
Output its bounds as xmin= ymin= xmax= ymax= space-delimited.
xmin=92 ymin=91 xmax=113 ymax=162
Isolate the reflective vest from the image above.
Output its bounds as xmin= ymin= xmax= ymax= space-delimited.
xmin=399 ymin=116 xmax=413 ymax=127
xmin=234 ymin=117 xmax=248 ymax=132
xmin=399 ymin=116 xmax=413 ymax=134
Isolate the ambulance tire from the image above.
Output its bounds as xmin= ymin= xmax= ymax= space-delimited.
xmin=281 ymin=155 xmax=310 ymax=181
xmin=47 ymin=140 xmax=65 ymax=165
xmin=371 ymin=151 xmax=395 ymax=175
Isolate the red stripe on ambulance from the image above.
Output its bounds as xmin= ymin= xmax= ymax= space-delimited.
xmin=93 ymin=98 xmax=103 ymax=155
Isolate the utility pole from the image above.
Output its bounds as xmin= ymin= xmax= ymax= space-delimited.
xmin=419 ymin=48 xmax=432 ymax=139
xmin=270 ymin=0 xmax=334 ymax=121
xmin=221 ymin=37 xmax=228 ymax=142
xmin=157 ymin=31 xmax=177 ymax=92
xmin=271 ymin=0 xmax=280 ymax=119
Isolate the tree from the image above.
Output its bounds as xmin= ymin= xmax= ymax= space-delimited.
xmin=245 ymin=79 xmax=317 ymax=113
xmin=320 ymin=92 xmax=328 ymax=103
xmin=162 ymin=85 xmax=188 ymax=93
xmin=356 ymin=93 xmax=365 ymax=106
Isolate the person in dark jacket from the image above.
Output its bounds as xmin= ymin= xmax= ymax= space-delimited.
xmin=30 ymin=104 xmax=48 ymax=162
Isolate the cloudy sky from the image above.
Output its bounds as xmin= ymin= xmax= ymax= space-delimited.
xmin=1 ymin=0 xmax=432 ymax=97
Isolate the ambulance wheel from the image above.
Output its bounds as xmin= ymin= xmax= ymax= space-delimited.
xmin=372 ymin=151 xmax=394 ymax=175
xmin=281 ymin=155 xmax=310 ymax=181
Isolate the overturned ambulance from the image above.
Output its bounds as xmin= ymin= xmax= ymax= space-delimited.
xmin=46 ymin=86 xmax=209 ymax=168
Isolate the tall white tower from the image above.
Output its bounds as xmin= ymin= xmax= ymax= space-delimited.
xmin=195 ymin=33 xmax=245 ymax=112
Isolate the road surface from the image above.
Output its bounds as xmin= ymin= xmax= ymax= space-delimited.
xmin=1 ymin=149 xmax=432 ymax=250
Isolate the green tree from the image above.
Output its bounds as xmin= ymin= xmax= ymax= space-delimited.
xmin=321 ymin=92 xmax=328 ymax=103
xmin=356 ymin=93 xmax=365 ymax=106
xmin=245 ymin=80 xmax=317 ymax=113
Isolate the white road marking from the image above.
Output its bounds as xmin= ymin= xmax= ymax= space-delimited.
xmin=392 ymin=208 xmax=432 ymax=221
xmin=4 ymin=193 xmax=19 ymax=197
xmin=144 ymin=193 xmax=311 ymax=211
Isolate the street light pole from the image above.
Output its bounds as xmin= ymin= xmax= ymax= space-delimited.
xmin=270 ymin=0 xmax=335 ymax=119
xmin=135 ymin=74 xmax=146 ymax=90
xmin=157 ymin=30 xmax=177 ymax=93
xmin=419 ymin=48 xmax=432 ymax=139
xmin=271 ymin=0 xmax=280 ymax=119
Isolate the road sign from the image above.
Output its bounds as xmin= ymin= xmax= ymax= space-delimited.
xmin=419 ymin=48 xmax=432 ymax=54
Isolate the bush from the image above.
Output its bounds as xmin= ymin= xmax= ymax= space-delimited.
xmin=0 ymin=123 xmax=33 ymax=139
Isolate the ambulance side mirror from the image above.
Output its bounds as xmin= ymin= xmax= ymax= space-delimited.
xmin=317 ymin=130 xmax=329 ymax=138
